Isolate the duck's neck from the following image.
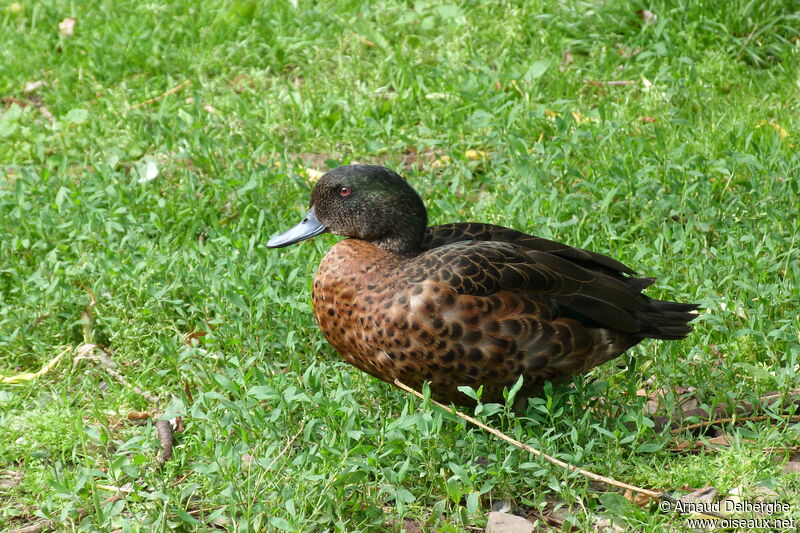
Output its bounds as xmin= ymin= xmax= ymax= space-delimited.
xmin=371 ymin=232 xmax=424 ymax=257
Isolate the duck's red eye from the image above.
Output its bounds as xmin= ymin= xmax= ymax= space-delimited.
xmin=339 ymin=186 xmax=351 ymax=197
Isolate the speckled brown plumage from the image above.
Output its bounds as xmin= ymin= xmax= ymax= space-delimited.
xmin=268 ymin=165 xmax=698 ymax=408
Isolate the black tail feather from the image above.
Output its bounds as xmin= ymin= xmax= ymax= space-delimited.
xmin=638 ymin=299 xmax=699 ymax=340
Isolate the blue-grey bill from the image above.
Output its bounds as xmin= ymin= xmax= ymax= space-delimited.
xmin=267 ymin=206 xmax=328 ymax=248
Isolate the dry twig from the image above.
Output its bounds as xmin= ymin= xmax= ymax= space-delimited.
xmin=8 ymin=489 xmax=126 ymax=533
xmin=132 ymin=80 xmax=191 ymax=109
xmin=393 ymin=379 xmax=728 ymax=520
xmin=671 ymin=414 xmax=800 ymax=434
xmin=265 ymin=421 xmax=305 ymax=472
xmin=585 ymin=80 xmax=637 ymax=87
xmin=655 ymin=389 xmax=800 ymax=432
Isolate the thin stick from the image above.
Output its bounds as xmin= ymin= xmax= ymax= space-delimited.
xmin=132 ymin=80 xmax=191 ymax=109
xmin=671 ymin=414 xmax=800 ymax=434
xmin=265 ymin=421 xmax=305 ymax=471
xmin=393 ymin=379 xmax=730 ymax=520
xmin=585 ymin=80 xmax=637 ymax=86
xmin=8 ymin=490 xmax=125 ymax=533
xmin=394 ymin=380 xmax=660 ymax=497
xmin=7 ymin=521 xmax=53 ymax=533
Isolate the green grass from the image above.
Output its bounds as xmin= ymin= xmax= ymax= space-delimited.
xmin=2 ymin=0 xmax=799 ymax=530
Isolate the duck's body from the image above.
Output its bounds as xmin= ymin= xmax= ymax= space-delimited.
xmin=269 ymin=165 xmax=697 ymax=407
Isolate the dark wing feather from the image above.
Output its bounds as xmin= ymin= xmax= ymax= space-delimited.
xmin=418 ymin=224 xmax=697 ymax=338
xmin=422 ymin=222 xmax=636 ymax=277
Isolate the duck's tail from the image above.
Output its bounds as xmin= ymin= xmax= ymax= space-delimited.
xmin=637 ymin=298 xmax=700 ymax=340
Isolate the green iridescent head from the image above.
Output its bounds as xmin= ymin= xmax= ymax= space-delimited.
xmin=267 ymin=165 xmax=428 ymax=255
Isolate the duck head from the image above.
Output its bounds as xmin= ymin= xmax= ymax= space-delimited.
xmin=267 ymin=164 xmax=428 ymax=256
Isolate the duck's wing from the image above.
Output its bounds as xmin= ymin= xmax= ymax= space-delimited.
xmin=411 ymin=239 xmax=697 ymax=339
xmin=422 ymin=222 xmax=636 ymax=278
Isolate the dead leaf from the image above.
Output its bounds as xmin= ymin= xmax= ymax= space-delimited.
xmin=386 ymin=518 xmax=423 ymax=533
xmin=641 ymin=116 xmax=657 ymax=123
xmin=782 ymin=462 xmax=800 ymax=474
xmin=359 ymin=37 xmax=375 ymax=47
xmin=431 ymin=155 xmax=452 ymax=168
xmin=59 ymin=17 xmax=76 ymax=36
xmin=637 ymin=10 xmax=657 ymax=25
xmin=642 ymin=386 xmax=700 ymax=416
xmin=465 ymin=149 xmax=489 ymax=160
xmin=0 ymin=469 xmax=23 ymax=489
xmin=671 ymin=439 xmax=694 ymax=452
xmin=127 ymin=411 xmax=151 ymax=421
xmin=624 ymin=489 xmax=654 ymax=507
xmin=756 ymin=120 xmax=789 ymax=139
xmin=593 ymin=517 xmax=625 ymax=532
xmin=559 ymin=49 xmax=573 ymax=72
xmin=705 ymin=434 xmax=731 ymax=447
xmin=680 ymin=486 xmax=717 ymax=505
xmin=229 ymin=75 xmax=253 ymax=93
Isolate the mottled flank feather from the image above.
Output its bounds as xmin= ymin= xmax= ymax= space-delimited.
xmin=270 ymin=165 xmax=698 ymax=408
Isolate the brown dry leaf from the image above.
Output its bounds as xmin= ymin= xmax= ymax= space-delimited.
xmin=127 ymin=411 xmax=151 ymax=421
xmin=386 ymin=518 xmax=423 ymax=533
xmin=559 ymin=49 xmax=573 ymax=72
xmin=753 ymin=485 xmax=779 ymax=502
xmin=59 ymin=17 xmax=76 ymax=36
xmin=359 ymin=36 xmax=375 ymax=47
xmin=229 ymin=74 xmax=252 ymax=89
xmin=671 ymin=438 xmax=694 ymax=452
xmin=782 ymin=462 xmax=800 ymax=474
xmin=681 ymin=485 xmax=717 ymax=503
xmin=624 ymin=489 xmax=654 ymax=507
xmin=593 ymin=517 xmax=625 ymax=532
xmin=641 ymin=116 xmax=657 ymax=123
xmin=637 ymin=10 xmax=657 ymax=25
xmin=705 ymin=434 xmax=731 ymax=447
xmin=0 ymin=469 xmax=23 ymax=489
xmin=672 ymin=434 xmax=734 ymax=453
xmin=185 ymin=330 xmax=207 ymax=344
xmin=642 ymin=386 xmax=700 ymax=416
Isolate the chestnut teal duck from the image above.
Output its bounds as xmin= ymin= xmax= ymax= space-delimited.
xmin=268 ymin=165 xmax=697 ymax=408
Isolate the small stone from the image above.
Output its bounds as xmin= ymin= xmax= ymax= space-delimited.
xmin=486 ymin=511 xmax=533 ymax=533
